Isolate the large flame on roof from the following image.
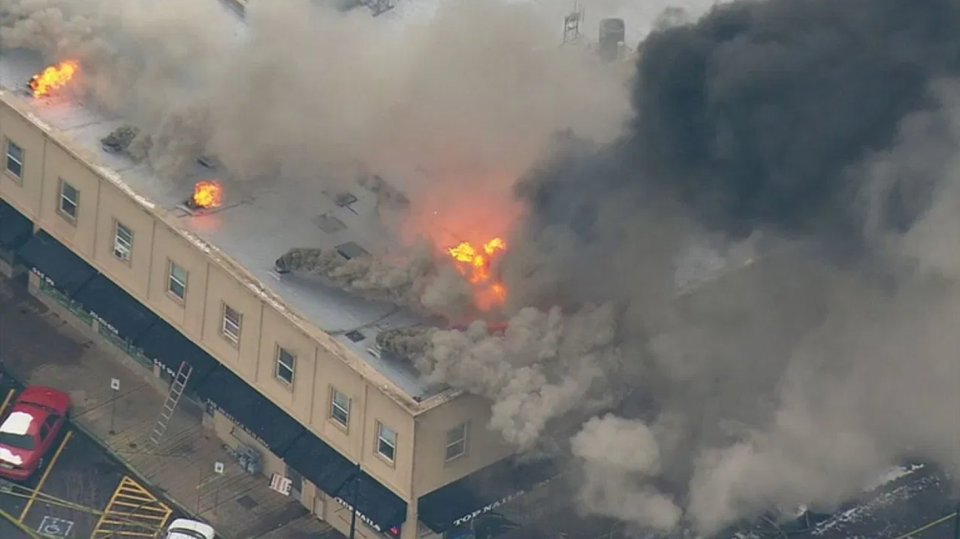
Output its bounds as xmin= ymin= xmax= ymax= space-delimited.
xmin=447 ymin=238 xmax=508 ymax=310
xmin=29 ymin=61 xmax=79 ymax=98
xmin=192 ymin=180 xmax=223 ymax=209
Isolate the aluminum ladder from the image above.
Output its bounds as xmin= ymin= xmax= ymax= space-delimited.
xmin=149 ymin=361 xmax=193 ymax=448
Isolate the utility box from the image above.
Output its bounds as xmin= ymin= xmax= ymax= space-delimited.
xmin=234 ymin=443 xmax=263 ymax=475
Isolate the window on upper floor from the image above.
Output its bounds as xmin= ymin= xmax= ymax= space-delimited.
xmin=222 ymin=302 xmax=242 ymax=345
xmin=276 ymin=346 xmax=296 ymax=385
xmin=113 ymin=221 xmax=134 ymax=262
xmin=445 ymin=422 xmax=469 ymax=462
xmin=330 ymin=388 xmax=351 ymax=428
xmin=167 ymin=260 xmax=188 ymax=301
xmin=58 ymin=179 xmax=79 ymax=222
xmin=376 ymin=422 xmax=397 ymax=463
xmin=5 ymin=139 xmax=23 ymax=180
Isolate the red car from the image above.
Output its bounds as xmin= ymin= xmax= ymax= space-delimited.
xmin=0 ymin=386 xmax=71 ymax=481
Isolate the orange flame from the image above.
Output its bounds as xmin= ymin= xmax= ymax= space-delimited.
xmin=29 ymin=61 xmax=79 ymax=98
xmin=447 ymin=238 xmax=508 ymax=310
xmin=192 ymin=180 xmax=223 ymax=209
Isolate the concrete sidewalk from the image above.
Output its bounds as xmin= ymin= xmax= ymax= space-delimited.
xmin=0 ymin=279 xmax=340 ymax=539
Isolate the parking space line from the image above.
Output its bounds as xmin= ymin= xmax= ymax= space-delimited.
xmin=0 ymin=388 xmax=15 ymax=417
xmin=92 ymin=476 xmax=172 ymax=538
xmin=18 ymin=429 xmax=73 ymax=522
xmin=0 ymin=505 xmax=41 ymax=539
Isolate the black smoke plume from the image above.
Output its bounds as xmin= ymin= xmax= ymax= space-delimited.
xmin=428 ymin=0 xmax=960 ymax=534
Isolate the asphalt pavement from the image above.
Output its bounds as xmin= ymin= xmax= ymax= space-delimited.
xmin=0 ymin=375 xmax=187 ymax=539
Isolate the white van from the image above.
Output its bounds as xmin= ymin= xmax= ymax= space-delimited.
xmin=164 ymin=518 xmax=216 ymax=539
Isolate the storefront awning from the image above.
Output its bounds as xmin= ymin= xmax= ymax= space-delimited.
xmin=284 ymin=432 xmax=407 ymax=533
xmin=417 ymin=455 xmax=560 ymax=533
xmin=16 ymin=231 xmax=96 ymax=296
xmin=283 ymin=432 xmax=356 ymax=496
xmin=0 ymin=201 xmax=32 ymax=251
xmin=195 ymin=366 xmax=305 ymax=454
xmin=72 ymin=275 xmax=158 ymax=341
xmin=335 ymin=470 xmax=408 ymax=535
xmin=133 ymin=321 xmax=218 ymax=387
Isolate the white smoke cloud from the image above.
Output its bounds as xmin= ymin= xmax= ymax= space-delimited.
xmin=572 ymin=415 xmax=682 ymax=531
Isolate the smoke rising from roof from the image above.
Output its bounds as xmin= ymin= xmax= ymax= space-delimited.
xmin=487 ymin=0 xmax=960 ymax=534
xmin=0 ymin=0 xmax=634 ymax=248
xmin=7 ymin=0 xmax=960 ymax=535
xmin=389 ymin=0 xmax=960 ymax=534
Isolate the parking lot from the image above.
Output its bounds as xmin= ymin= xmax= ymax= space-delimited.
xmin=0 ymin=379 xmax=186 ymax=539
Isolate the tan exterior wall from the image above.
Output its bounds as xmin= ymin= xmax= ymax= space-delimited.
xmin=413 ymin=393 xmax=514 ymax=497
xmin=363 ymin=388 xmax=416 ymax=500
xmin=202 ymin=263 xmax=262 ymax=378
xmin=257 ymin=305 xmax=319 ymax=426
xmin=0 ymin=105 xmax=45 ymax=217
xmin=0 ymin=94 xmax=511 ymax=517
xmin=310 ymin=346 xmax=367 ymax=460
xmin=39 ymin=142 xmax=100 ymax=255
xmin=147 ymin=225 xmax=209 ymax=334
xmin=93 ymin=183 xmax=157 ymax=298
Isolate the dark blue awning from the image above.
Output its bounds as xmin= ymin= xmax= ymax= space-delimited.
xmin=284 ymin=431 xmax=408 ymax=531
xmin=133 ymin=321 xmax=218 ymax=387
xmin=417 ymin=455 xmax=560 ymax=532
xmin=72 ymin=275 xmax=158 ymax=342
xmin=16 ymin=231 xmax=96 ymax=296
xmin=283 ymin=432 xmax=356 ymax=496
xmin=0 ymin=200 xmax=32 ymax=250
xmin=335 ymin=470 xmax=408 ymax=534
xmin=195 ymin=366 xmax=305 ymax=454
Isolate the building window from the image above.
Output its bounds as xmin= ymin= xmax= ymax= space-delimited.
xmin=113 ymin=221 xmax=134 ymax=262
xmin=58 ymin=179 xmax=79 ymax=221
xmin=445 ymin=423 xmax=468 ymax=461
xmin=167 ymin=261 xmax=188 ymax=301
xmin=222 ymin=303 xmax=242 ymax=345
xmin=5 ymin=140 xmax=23 ymax=180
xmin=330 ymin=388 xmax=350 ymax=427
xmin=275 ymin=346 xmax=295 ymax=385
xmin=376 ymin=422 xmax=397 ymax=463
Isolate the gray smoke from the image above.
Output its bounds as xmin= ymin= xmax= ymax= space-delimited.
xmin=378 ymin=0 xmax=960 ymax=534
xmin=0 ymin=0 xmax=632 ymax=240
xmin=383 ymin=303 xmax=623 ymax=450
xmin=571 ymin=415 xmax=682 ymax=531
xmin=11 ymin=0 xmax=960 ymax=535
xmin=275 ymin=245 xmax=472 ymax=311
xmin=490 ymin=0 xmax=960 ymax=534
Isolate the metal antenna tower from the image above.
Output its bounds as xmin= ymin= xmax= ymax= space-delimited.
xmin=562 ymin=2 xmax=585 ymax=44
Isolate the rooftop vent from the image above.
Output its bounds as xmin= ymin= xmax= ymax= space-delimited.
xmin=358 ymin=174 xmax=410 ymax=210
xmin=101 ymin=126 xmax=139 ymax=154
xmin=345 ymin=330 xmax=366 ymax=342
xmin=198 ymin=155 xmax=221 ymax=169
xmin=311 ymin=213 xmax=347 ymax=233
xmin=335 ymin=192 xmax=358 ymax=207
xmin=336 ymin=242 xmax=368 ymax=260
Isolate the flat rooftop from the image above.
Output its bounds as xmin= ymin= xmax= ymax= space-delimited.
xmin=0 ymin=47 xmax=445 ymax=401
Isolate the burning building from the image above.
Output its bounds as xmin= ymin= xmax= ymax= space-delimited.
xmin=0 ymin=47 xmax=554 ymax=539
xmin=4 ymin=0 xmax=956 ymax=537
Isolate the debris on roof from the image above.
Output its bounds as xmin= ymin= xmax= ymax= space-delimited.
xmin=359 ymin=174 xmax=410 ymax=210
xmin=100 ymin=125 xmax=139 ymax=153
xmin=274 ymin=246 xmax=435 ymax=305
xmin=274 ymin=247 xmax=325 ymax=274
xmin=198 ymin=155 xmax=221 ymax=168
xmin=376 ymin=326 xmax=432 ymax=359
